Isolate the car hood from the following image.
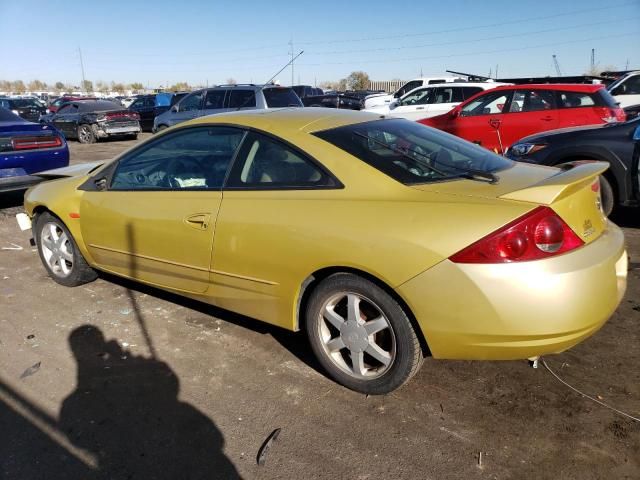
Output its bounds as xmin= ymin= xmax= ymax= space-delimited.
xmin=36 ymin=161 xmax=104 ymax=178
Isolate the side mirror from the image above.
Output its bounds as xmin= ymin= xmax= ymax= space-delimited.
xmin=390 ymin=100 xmax=399 ymax=109
xmin=450 ymin=109 xmax=460 ymax=118
xmin=94 ymin=177 xmax=108 ymax=191
xmin=171 ymin=105 xmax=178 ymax=113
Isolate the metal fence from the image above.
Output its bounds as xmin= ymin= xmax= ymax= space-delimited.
xmin=368 ymin=80 xmax=406 ymax=93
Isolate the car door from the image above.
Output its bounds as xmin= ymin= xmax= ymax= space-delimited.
xmin=51 ymin=104 xmax=79 ymax=137
xmin=453 ymin=90 xmax=514 ymax=152
xmin=210 ymin=130 xmax=340 ymax=328
xmin=168 ymin=90 xmax=204 ymax=126
xmin=388 ymin=88 xmax=433 ymax=120
xmin=78 ymin=126 xmax=246 ymax=293
xmin=498 ymin=89 xmax=559 ymax=148
xmin=129 ymin=97 xmax=154 ymax=130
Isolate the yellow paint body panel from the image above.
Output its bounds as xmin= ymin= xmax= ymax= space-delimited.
xmin=23 ymin=109 xmax=627 ymax=360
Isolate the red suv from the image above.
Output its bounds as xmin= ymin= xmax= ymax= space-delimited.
xmin=48 ymin=96 xmax=97 ymax=113
xmin=418 ymin=84 xmax=625 ymax=153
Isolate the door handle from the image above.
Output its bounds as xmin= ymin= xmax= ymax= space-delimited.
xmin=184 ymin=213 xmax=211 ymax=230
xmin=416 ymin=107 xmax=424 ymax=110
xmin=540 ymin=116 xmax=554 ymax=121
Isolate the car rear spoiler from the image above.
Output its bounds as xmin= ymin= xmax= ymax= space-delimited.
xmin=499 ymin=161 xmax=608 ymax=205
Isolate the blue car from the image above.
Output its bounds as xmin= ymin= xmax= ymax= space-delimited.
xmin=0 ymin=107 xmax=69 ymax=192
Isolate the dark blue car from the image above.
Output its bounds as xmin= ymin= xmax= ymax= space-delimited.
xmin=0 ymin=107 xmax=69 ymax=192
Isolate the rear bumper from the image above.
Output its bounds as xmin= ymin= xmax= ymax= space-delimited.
xmin=397 ymin=223 xmax=627 ymax=360
xmin=94 ymin=122 xmax=140 ymax=138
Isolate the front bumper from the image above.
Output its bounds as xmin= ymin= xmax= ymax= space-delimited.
xmin=397 ymin=223 xmax=627 ymax=360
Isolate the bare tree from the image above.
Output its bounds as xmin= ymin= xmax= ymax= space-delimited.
xmin=225 ymin=78 xmax=237 ymax=85
xmin=130 ymin=82 xmax=144 ymax=93
xmin=28 ymin=79 xmax=47 ymax=91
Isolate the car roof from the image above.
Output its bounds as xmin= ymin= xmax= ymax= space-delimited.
xmin=488 ymin=83 xmax=604 ymax=92
xmin=185 ymin=107 xmax=383 ymax=134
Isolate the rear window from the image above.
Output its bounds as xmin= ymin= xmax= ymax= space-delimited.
xmin=557 ymin=89 xmax=618 ymax=109
xmin=263 ymin=88 xmax=303 ymax=108
xmin=314 ymin=119 xmax=512 ymax=185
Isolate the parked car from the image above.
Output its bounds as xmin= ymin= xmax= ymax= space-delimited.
xmin=48 ymin=96 xmax=97 ymax=114
xmin=302 ymin=92 xmax=362 ymax=110
xmin=292 ymin=85 xmax=323 ymax=99
xmin=22 ymin=109 xmax=626 ymax=394
xmin=128 ymin=92 xmax=189 ymax=131
xmin=0 ymin=97 xmax=47 ymax=122
xmin=152 ymin=84 xmax=302 ymax=132
xmin=607 ymin=71 xmax=640 ymax=108
xmin=366 ymin=82 xmax=507 ymax=120
xmin=121 ymin=96 xmax=140 ymax=108
xmin=363 ymin=76 xmax=466 ymax=110
xmin=506 ymin=117 xmax=640 ymax=216
xmin=419 ymin=84 xmax=626 ymax=154
xmin=40 ymin=100 xmax=141 ymax=144
xmin=623 ymin=103 xmax=640 ymax=120
xmin=0 ymin=107 xmax=68 ymax=192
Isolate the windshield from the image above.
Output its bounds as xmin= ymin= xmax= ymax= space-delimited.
xmin=263 ymin=88 xmax=303 ymax=108
xmin=314 ymin=119 xmax=512 ymax=185
xmin=11 ymin=99 xmax=42 ymax=108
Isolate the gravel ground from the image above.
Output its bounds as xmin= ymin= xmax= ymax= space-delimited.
xmin=1 ymin=133 xmax=638 ymax=479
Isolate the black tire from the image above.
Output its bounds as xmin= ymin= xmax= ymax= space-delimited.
xmin=34 ymin=212 xmax=98 ymax=287
xmin=156 ymin=125 xmax=168 ymax=133
xmin=600 ymin=175 xmax=614 ymax=217
xmin=127 ymin=133 xmax=138 ymax=140
xmin=305 ymin=273 xmax=423 ymax=395
xmin=77 ymin=124 xmax=96 ymax=144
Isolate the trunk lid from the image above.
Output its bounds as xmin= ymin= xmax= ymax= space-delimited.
xmin=411 ymin=161 xmax=608 ymax=245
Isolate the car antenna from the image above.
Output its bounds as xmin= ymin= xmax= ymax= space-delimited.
xmin=235 ymin=50 xmax=304 ymax=111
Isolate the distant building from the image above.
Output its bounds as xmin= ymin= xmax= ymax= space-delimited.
xmin=368 ymin=80 xmax=406 ymax=93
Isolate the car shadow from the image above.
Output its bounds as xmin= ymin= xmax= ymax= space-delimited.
xmin=611 ymin=206 xmax=640 ymax=229
xmin=0 ymin=190 xmax=25 ymax=212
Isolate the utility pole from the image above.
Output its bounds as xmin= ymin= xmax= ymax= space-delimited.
xmin=78 ymin=47 xmax=86 ymax=92
xmin=590 ymin=48 xmax=595 ymax=71
xmin=289 ymin=38 xmax=294 ymax=86
xmin=495 ymin=64 xmax=499 ymax=79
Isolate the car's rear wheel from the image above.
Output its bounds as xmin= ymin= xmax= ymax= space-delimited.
xmin=600 ymin=175 xmax=614 ymax=217
xmin=34 ymin=212 xmax=98 ymax=287
xmin=305 ymin=273 xmax=423 ymax=394
xmin=156 ymin=125 xmax=168 ymax=133
xmin=77 ymin=124 xmax=96 ymax=144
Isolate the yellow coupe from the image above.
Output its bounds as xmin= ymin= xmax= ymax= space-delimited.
xmin=23 ymin=109 xmax=627 ymax=394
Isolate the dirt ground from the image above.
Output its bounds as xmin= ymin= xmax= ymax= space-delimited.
xmin=1 ymin=133 xmax=639 ymax=480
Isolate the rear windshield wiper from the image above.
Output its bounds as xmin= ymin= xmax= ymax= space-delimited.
xmin=405 ymin=145 xmax=499 ymax=184
xmin=352 ymin=132 xmax=448 ymax=178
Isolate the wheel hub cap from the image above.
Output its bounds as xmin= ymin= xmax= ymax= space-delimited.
xmin=340 ymin=321 xmax=369 ymax=353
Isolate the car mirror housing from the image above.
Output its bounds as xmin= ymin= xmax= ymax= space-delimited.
xmin=450 ymin=109 xmax=460 ymax=118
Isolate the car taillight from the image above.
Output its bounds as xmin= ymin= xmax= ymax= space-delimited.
xmin=12 ymin=135 xmax=63 ymax=150
xmin=595 ymin=106 xmax=626 ymax=123
xmin=449 ymin=206 xmax=584 ymax=264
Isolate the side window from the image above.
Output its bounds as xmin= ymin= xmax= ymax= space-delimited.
xmin=228 ymin=90 xmax=256 ymax=108
xmin=144 ymin=97 xmax=155 ymax=108
xmin=57 ymin=104 xmax=78 ymax=115
xmin=557 ymin=91 xmax=595 ymax=109
xmin=400 ymin=89 xmax=431 ymax=106
xmin=110 ymin=127 xmax=245 ymax=191
xmin=615 ymin=76 xmax=640 ymax=95
xmin=395 ymin=81 xmax=422 ymax=98
xmin=461 ymin=91 xmax=511 ymax=116
xmin=0 ymin=100 xmax=9 ymax=109
xmin=204 ymin=90 xmax=226 ymax=110
xmin=129 ymin=99 xmax=143 ymax=109
xmin=226 ymin=132 xmax=335 ymax=188
xmin=462 ymin=87 xmax=482 ymax=101
xmin=433 ymin=88 xmax=456 ymax=104
xmin=178 ymin=92 xmax=203 ymax=112
xmin=510 ymin=90 xmax=555 ymax=112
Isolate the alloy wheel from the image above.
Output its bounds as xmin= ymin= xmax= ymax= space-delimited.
xmin=40 ymin=222 xmax=74 ymax=278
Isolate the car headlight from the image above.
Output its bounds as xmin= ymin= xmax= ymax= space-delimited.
xmin=11 ymin=109 xmax=20 ymax=115
xmin=509 ymin=143 xmax=547 ymax=156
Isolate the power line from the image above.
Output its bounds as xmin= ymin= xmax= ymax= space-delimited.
xmin=296 ymin=0 xmax=639 ymax=45
xmin=297 ymin=32 xmax=639 ymax=67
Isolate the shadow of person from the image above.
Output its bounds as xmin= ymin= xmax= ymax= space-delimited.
xmin=59 ymin=325 xmax=240 ymax=480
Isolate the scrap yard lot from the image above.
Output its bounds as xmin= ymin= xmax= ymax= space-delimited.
xmin=0 ymin=136 xmax=639 ymax=479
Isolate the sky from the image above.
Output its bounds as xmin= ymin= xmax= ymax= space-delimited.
xmin=1 ymin=0 xmax=639 ymax=88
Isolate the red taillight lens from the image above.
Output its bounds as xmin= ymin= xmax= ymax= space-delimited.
xmin=595 ymin=106 xmax=626 ymax=123
xmin=450 ymin=206 xmax=584 ymax=264
xmin=12 ymin=135 xmax=63 ymax=150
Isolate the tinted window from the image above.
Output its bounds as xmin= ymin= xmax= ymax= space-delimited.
xmin=77 ymin=101 xmax=121 ymax=112
xmin=111 ymin=127 xmax=245 ymax=190
xmin=11 ymin=99 xmax=41 ymax=108
xmin=227 ymin=132 xmax=333 ymax=188
xmin=461 ymin=90 xmax=511 ymax=116
xmin=57 ymin=104 xmax=78 ymax=114
xmin=462 ymin=87 xmax=483 ymax=100
xmin=314 ymin=119 xmax=511 ymax=185
xmin=509 ymin=90 xmax=555 ymax=112
xmin=178 ymin=91 xmax=203 ymax=112
xmin=432 ymin=87 xmax=458 ymax=104
xmin=615 ymin=76 xmax=640 ymax=95
xmin=228 ymin=90 xmax=256 ymax=108
xmin=263 ymin=88 xmax=303 ymax=107
xmin=557 ymin=91 xmax=595 ymax=108
xmin=395 ymin=81 xmax=422 ymax=98
xmin=0 ymin=107 xmax=24 ymax=122
xmin=204 ymin=90 xmax=226 ymax=110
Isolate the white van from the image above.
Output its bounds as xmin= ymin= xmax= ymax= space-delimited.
xmin=607 ymin=71 xmax=640 ymax=108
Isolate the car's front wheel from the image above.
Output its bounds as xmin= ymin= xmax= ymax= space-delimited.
xmin=305 ymin=273 xmax=423 ymax=394
xmin=34 ymin=212 xmax=98 ymax=287
xmin=77 ymin=124 xmax=96 ymax=144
